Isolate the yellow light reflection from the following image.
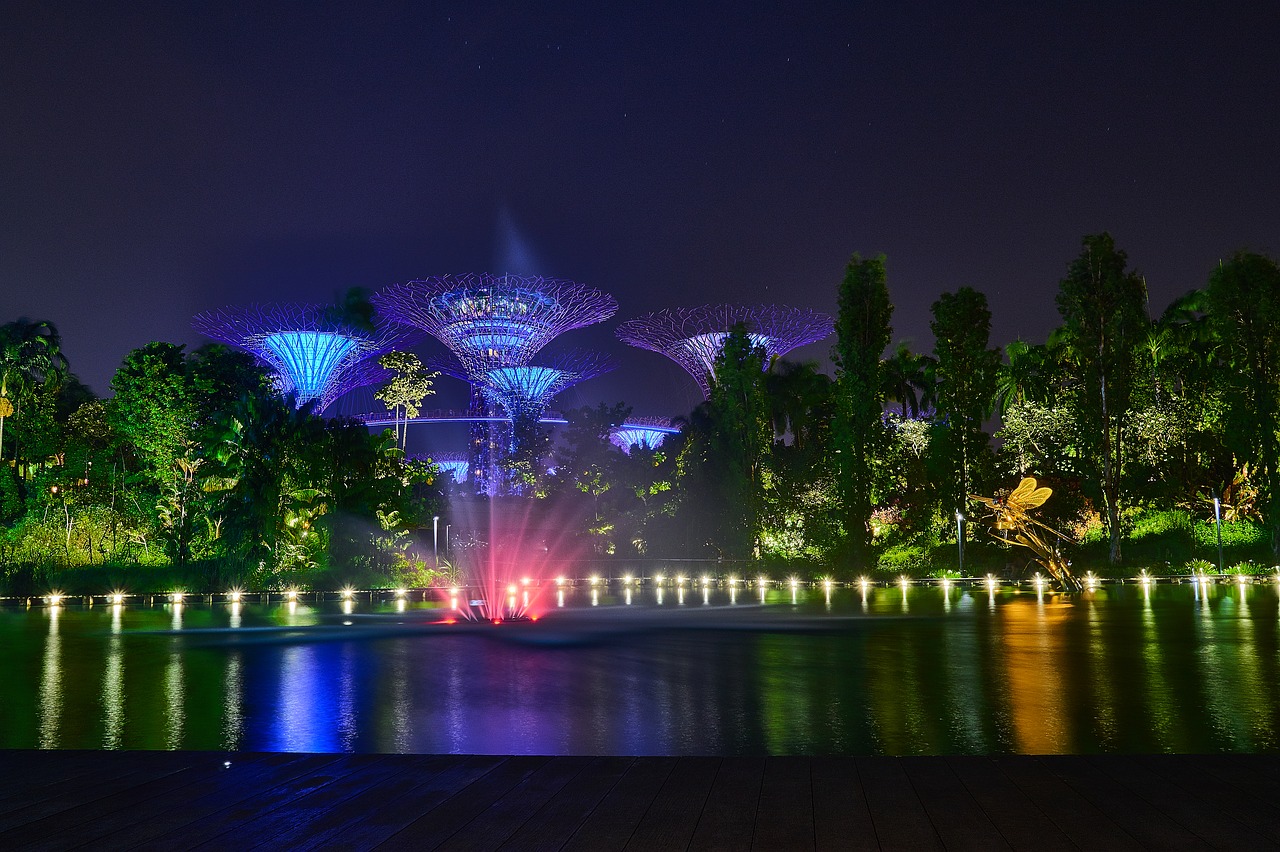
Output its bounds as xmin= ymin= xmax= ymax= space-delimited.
xmin=102 ymin=605 xmax=125 ymax=748
xmin=38 ymin=605 xmax=62 ymax=748
xmin=1002 ymin=598 xmax=1070 ymax=753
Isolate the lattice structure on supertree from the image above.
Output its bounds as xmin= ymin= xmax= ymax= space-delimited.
xmin=424 ymin=451 xmax=471 ymax=484
xmin=615 ymin=304 xmax=834 ymax=398
xmin=609 ymin=416 xmax=680 ymax=453
xmin=479 ymin=350 xmax=614 ymax=425
xmin=192 ymin=304 xmax=418 ymax=413
xmin=371 ymin=273 xmax=618 ymax=374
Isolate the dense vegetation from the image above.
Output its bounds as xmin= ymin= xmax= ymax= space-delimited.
xmin=4 ymin=234 xmax=1280 ymax=592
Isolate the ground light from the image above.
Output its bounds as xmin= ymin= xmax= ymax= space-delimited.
xmin=47 ymin=592 xmax=63 ymax=606
xmin=1084 ymin=572 xmax=1098 ymax=591
xmin=110 ymin=591 xmax=125 ymax=605
xmin=227 ymin=589 xmax=243 ymax=603
xmin=169 ymin=591 xmax=185 ymax=604
xmin=1138 ymin=570 xmax=1153 ymax=586
xmin=654 ymin=574 xmax=664 ymax=586
xmin=985 ymin=574 xmax=998 ymax=592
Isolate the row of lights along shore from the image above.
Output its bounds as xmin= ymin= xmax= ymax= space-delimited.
xmin=17 ymin=569 xmax=1280 ymax=608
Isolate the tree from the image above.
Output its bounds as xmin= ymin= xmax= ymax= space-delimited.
xmin=831 ymin=253 xmax=894 ymax=565
xmin=0 ymin=319 xmax=67 ymax=467
xmin=375 ymin=351 xmax=437 ymax=449
xmin=930 ymin=287 xmax=1000 ymax=513
xmin=880 ymin=343 xmax=934 ymax=418
xmin=1055 ymin=233 xmax=1148 ymax=563
xmin=107 ymin=342 xmax=195 ymax=489
xmin=1205 ymin=251 xmax=1280 ymax=556
xmin=704 ymin=326 xmax=773 ymax=558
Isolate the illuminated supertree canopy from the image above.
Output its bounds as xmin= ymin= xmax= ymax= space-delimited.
xmin=609 ymin=416 xmax=680 ymax=453
xmin=615 ymin=304 xmax=834 ymax=398
xmin=192 ymin=304 xmax=417 ymax=412
xmin=480 ymin=350 xmax=613 ymax=423
xmin=425 ymin=451 xmax=471 ymax=483
xmin=371 ymin=273 xmax=618 ymax=372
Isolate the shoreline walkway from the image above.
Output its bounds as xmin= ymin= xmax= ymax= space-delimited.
xmin=2 ymin=750 xmax=1278 ymax=850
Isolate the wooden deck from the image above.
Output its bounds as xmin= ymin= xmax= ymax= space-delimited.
xmin=2 ymin=751 xmax=1278 ymax=850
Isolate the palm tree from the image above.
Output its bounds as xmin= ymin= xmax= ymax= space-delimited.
xmin=0 ymin=319 xmax=68 ymax=464
xmin=880 ymin=343 xmax=934 ymax=418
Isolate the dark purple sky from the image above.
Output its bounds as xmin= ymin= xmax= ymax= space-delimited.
xmin=5 ymin=1 xmax=1279 ymax=417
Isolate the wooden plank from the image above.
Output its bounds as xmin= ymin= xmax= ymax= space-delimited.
xmin=1132 ymin=755 xmax=1280 ymax=845
xmin=497 ymin=756 xmax=634 ymax=852
xmin=189 ymin=755 xmax=405 ymax=851
xmin=176 ymin=755 xmax=385 ymax=849
xmin=620 ymin=756 xmax=720 ymax=852
xmin=855 ymin=756 xmax=943 ymax=851
xmin=752 ymin=756 xmax=815 ymax=851
xmin=685 ymin=757 xmax=764 ymax=852
xmin=993 ymin=756 xmax=1141 ymax=851
xmin=944 ymin=756 xmax=1074 ymax=852
xmin=900 ymin=757 xmax=1010 ymax=851
xmin=0 ymin=755 xmax=188 ymax=831
xmin=1044 ymin=755 xmax=1211 ymax=850
xmin=810 ymin=756 xmax=877 ymax=852
xmin=5 ymin=755 xmax=265 ymax=852
xmin=560 ymin=756 xmax=675 ymax=852
xmin=432 ymin=756 xmax=595 ymax=851
xmin=1189 ymin=753 xmax=1280 ymax=804
xmin=293 ymin=752 xmax=504 ymax=849
xmin=0 ymin=751 xmax=142 ymax=802
xmin=110 ymin=754 xmax=346 ymax=852
xmin=1089 ymin=754 xmax=1274 ymax=849
xmin=376 ymin=756 xmax=549 ymax=851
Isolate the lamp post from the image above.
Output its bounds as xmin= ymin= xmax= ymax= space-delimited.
xmin=956 ymin=511 xmax=964 ymax=575
xmin=445 ymin=524 xmax=451 ymax=554
xmin=1213 ymin=496 xmax=1223 ymax=575
xmin=433 ymin=515 xmax=440 ymax=567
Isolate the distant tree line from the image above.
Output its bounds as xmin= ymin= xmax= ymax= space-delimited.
xmin=4 ymin=233 xmax=1280 ymax=588
xmin=0 ymin=327 xmax=444 ymax=592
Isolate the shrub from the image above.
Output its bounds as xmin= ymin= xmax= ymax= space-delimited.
xmin=876 ymin=543 xmax=931 ymax=577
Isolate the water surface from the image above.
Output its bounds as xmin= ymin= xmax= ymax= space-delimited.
xmin=2 ymin=582 xmax=1277 ymax=755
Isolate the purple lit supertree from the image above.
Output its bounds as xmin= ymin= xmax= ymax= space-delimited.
xmin=192 ymin=304 xmax=418 ymax=413
xmin=615 ymin=304 xmax=834 ymax=398
xmin=609 ymin=416 xmax=680 ymax=453
xmin=374 ymin=274 xmax=617 ymax=494
xmin=371 ymin=273 xmax=617 ymax=372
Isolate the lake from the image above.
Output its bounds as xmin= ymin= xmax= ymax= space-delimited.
xmin=2 ymin=580 xmax=1278 ymax=755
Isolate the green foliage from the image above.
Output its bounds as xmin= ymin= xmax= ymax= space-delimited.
xmin=832 ymin=253 xmax=894 ymax=565
xmin=1055 ymin=233 xmax=1150 ymax=563
xmin=930 ymin=286 xmax=1000 ymax=509
xmin=875 ymin=542 xmax=931 ymax=577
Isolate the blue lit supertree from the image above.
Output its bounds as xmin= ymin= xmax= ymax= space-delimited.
xmin=192 ymin=303 xmax=417 ymax=413
xmin=425 ymin=451 xmax=471 ymax=484
xmin=615 ymin=304 xmax=834 ymax=398
xmin=374 ymin=274 xmax=617 ymax=494
xmin=479 ymin=350 xmax=614 ymax=426
xmin=609 ymin=416 xmax=680 ymax=453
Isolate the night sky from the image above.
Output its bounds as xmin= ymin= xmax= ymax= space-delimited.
xmin=5 ymin=1 xmax=1279 ymax=417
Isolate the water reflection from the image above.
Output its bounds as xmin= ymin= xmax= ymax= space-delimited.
xmin=6 ymin=584 xmax=1280 ymax=755
xmin=37 ymin=605 xmax=62 ymax=748
xmin=102 ymin=604 xmax=124 ymax=748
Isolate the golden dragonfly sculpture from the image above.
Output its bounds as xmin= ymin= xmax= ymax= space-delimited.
xmin=971 ymin=477 xmax=1083 ymax=593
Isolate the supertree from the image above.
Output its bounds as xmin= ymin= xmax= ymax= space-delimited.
xmin=478 ymin=350 xmax=614 ymax=425
xmin=193 ymin=304 xmax=418 ymax=413
xmin=371 ymin=273 xmax=617 ymax=372
xmin=609 ymin=416 xmax=680 ymax=453
xmin=615 ymin=304 xmax=834 ymax=398
xmin=425 ymin=451 xmax=471 ymax=484
xmin=375 ymin=274 xmax=617 ymax=494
